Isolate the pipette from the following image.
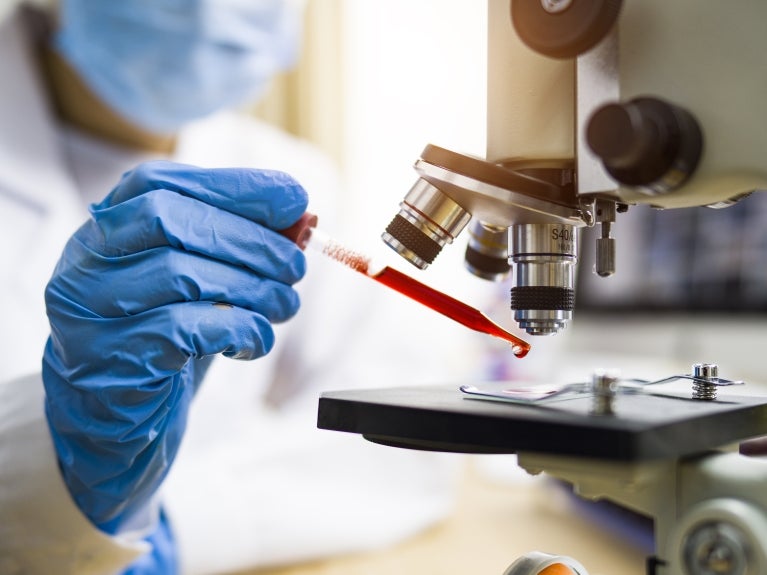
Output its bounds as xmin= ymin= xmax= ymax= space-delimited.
xmin=286 ymin=215 xmax=530 ymax=358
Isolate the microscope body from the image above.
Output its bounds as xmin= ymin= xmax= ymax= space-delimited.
xmin=496 ymin=3 xmax=767 ymax=574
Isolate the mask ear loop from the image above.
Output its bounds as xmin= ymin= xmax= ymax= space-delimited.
xmin=503 ymin=551 xmax=590 ymax=575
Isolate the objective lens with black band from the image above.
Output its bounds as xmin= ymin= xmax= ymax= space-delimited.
xmin=510 ymin=223 xmax=578 ymax=335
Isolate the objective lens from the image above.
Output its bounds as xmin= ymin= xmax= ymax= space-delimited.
xmin=382 ymin=178 xmax=471 ymax=269
xmin=464 ymin=220 xmax=511 ymax=281
xmin=510 ymin=223 xmax=578 ymax=335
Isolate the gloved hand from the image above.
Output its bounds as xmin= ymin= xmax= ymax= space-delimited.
xmin=42 ymin=160 xmax=309 ymax=534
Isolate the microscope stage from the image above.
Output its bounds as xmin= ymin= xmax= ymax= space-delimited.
xmin=317 ymin=383 xmax=767 ymax=461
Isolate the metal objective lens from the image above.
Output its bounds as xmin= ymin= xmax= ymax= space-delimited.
xmin=509 ymin=223 xmax=578 ymax=336
xmin=381 ymin=178 xmax=471 ymax=269
xmin=464 ymin=220 xmax=511 ymax=281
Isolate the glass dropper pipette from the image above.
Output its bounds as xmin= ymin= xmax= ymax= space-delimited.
xmin=296 ymin=219 xmax=530 ymax=358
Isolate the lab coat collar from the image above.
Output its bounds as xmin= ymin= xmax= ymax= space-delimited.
xmin=0 ymin=8 xmax=81 ymax=214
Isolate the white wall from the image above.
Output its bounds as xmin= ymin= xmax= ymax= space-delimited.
xmin=338 ymin=0 xmax=487 ymax=288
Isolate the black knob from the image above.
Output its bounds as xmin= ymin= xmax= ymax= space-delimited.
xmin=511 ymin=0 xmax=623 ymax=59
xmin=586 ymin=97 xmax=703 ymax=193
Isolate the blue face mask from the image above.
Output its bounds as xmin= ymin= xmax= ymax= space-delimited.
xmin=54 ymin=0 xmax=304 ymax=134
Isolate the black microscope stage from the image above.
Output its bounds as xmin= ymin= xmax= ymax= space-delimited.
xmin=317 ymin=383 xmax=767 ymax=461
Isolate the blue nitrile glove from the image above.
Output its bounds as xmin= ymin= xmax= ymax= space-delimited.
xmin=42 ymin=160 xmax=308 ymax=534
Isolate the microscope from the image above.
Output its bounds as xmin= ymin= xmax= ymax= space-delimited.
xmin=318 ymin=1 xmax=767 ymax=573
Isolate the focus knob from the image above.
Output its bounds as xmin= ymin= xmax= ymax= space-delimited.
xmin=511 ymin=0 xmax=623 ymax=59
xmin=586 ymin=97 xmax=703 ymax=194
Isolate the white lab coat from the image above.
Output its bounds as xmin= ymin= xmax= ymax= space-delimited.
xmin=0 ymin=8 xmax=471 ymax=575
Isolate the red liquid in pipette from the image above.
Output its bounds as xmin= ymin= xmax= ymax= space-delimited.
xmin=317 ymin=234 xmax=530 ymax=357
xmin=371 ymin=266 xmax=530 ymax=358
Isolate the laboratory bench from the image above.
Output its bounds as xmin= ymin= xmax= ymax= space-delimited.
xmin=240 ymin=456 xmax=646 ymax=575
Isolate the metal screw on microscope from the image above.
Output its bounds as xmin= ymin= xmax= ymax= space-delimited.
xmin=591 ymin=369 xmax=619 ymax=415
xmin=595 ymin=199 xmax=617 ymax=278
xmin=692 ymin=363 xmax=719 ymax=401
